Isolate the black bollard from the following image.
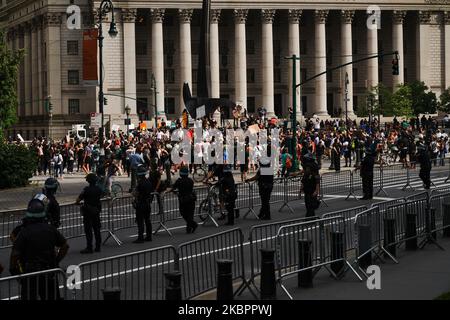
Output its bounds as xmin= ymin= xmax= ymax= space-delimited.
xmin=102 ymin=287 xmax=121 ymax=300
xmin=443 ymin=203 xmax=450 ymax=237
xmin=330 ymin=232 xmax=345 ymax=276
xmin=430 ymin=208 xmax=437 ymax=240
xmin=358 ymin=224 xmax=372 ymax=270
xmin=297 ymin=240 xmax=313 ymax=288
xmin=383 ymin=218 xmax=396 ymax=258
xmin=260 ymin=249 xmax=276 ymax=300
xmin=165 ymin=272 xmax=182 ymax=300
xmin=216 ymin=259 xmax=233 ymax=300
xmin=405 ymin=213 xmax=417 ymax=250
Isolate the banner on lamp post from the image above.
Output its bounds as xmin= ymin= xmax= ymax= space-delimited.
xmin=83 ymin=29 xmax=98 ymax=86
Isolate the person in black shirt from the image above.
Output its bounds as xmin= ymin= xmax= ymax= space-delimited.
xmin=300 ymin=153 xmax=320 ymax=217
xmin=76 ymin=173 xmax=103 ymax=253
xmin=220 ymin=165 xmax=238 ymax=225
xmin=43 ymin=177 xmax=60 ymax=228
xmin=246 ymin=159 xmax=274 ymax=220
xmin=357 ymin=148 xmax=375 ymax=200
xmin=417 ymin=139 xmax=432 ymax=189
xmin=166 ymin=166 xmax=198 ymax=233
xmin=132 ymin=164 xmax=154 ymax=243
xmin=9 ymin=194 xmax=69 ymax=300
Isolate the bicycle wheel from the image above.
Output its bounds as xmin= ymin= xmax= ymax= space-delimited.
xmin=198 ymin=199 xmax=210 ymax=221
xmin=111 ymin=183 xmax=123 ymax=198
xmin=193 ymin=167 xmax=206 ymax=182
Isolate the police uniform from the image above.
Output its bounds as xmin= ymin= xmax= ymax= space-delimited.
xmin=417 ymin=143 xmax=432 ymax=189
xmin=134 ymin=173 xmax=154 ymax=242
xmin=46 ymin=193 xmax=60 ymax=228
xmin=78 ymin=180 xmax=103 ymax=253
xmin=301 ymin=156 xmax=320 ymax=217
xmin=172 ymin=173 xmax=198 ymax=233
xmin=219 ymin=168 xmax=237 ymax=225
xmin=360 ymin=150 xmax=375 ymax=200
xmin=256 ymin=162 xmax=274 ymax=220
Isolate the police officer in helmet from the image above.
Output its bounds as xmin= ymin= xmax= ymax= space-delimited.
xmin=220 ymin=165 xmax=238 ymax=225
xmin=76 ymin=173 xmax=103 ymax=253
xmin=9 ymin=194 xmax=69 ymax=300
xmin=43 ymin=177 xmax=61 ymax=228
xmin=132 ymin=164 xmax=154 ymax=243
xmin=357 ymin=148 xmax=376 ymax=200
xmin=166 ymin=166 xmax=198 ymax=233
xmin=416 ymin=137 xmax=432 ymax=189
xmin=300 ymin=152 xmax=321 ymax=217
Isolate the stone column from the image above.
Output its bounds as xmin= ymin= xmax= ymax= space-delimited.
xmin=367 ymin=11 xmax=379 ymax=91
xmin=314 ymin=10 xmax=329 ymax=116
xmin=341 ymin=10 xmax=355 ymax=117
xmin=178 ymin=9 xmax=193 ymax=116
xmin=150 ymin=9 xmax=166 ymax=120
xmin=261 ymin=9 xmax=276 ymax=118
xmin=23 ymin=22 xmax=32 ymax=117
xmin=392 ymin=11 xmax=406 ymax=88
xmin=43 ymin=13 xmax=62 ymax=115
xmin=234 ymin=9 xmax=248 ymax=109
xmin=416 ymin=11 xmax=431 ymax=86
xmin=15 ymin=27 xmax=23 ymax=117
xmin=31 ymin=18 xmax=39 ymax=116
xmin=288 ymin=9 xmax=302 ymax=120
xmin=444 ymin=12 xmax=450 ymax=89
xmin=210 ymin=9 xmax=221 ymax=122
xmin=36 ymin=17 xmax=43 ymax=115
xmin=122 ymin=9 xmax=137 ymax=116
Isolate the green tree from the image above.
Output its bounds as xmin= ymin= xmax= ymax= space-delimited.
xmin=409 ymin=80 xmax=438 ymax=115
xmin=366 ymin=84 xmax=394 ymax=117
xmin=391 ymin=84 xmax=414 ymax=117
xmin=439 ymin=87 xmax=450 ymax=114
xmin=0 ymin=29 xmax=23 ymax=138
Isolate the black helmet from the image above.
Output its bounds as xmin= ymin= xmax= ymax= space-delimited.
xmin=44 ymin=177 xmax=58 ymax=191
xmin=137 ymin=164 xmax=148 ymax=177
xmin=26 ymin=193 xmax=48 ymax=218
xmin=86 ymin=173 xmax=98 ymax=185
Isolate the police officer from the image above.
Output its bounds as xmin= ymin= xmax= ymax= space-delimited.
xmin=358 ymin=148 xmax=376 ymax=200
xmin=9 ymin=194 xmax=69 ymax=300
xmin=166 ymin=166 xmax=198 ymax=233
xmin=300 ymin=153 xmax=321 ymax=217
xmin=417 ymin=138 xmax=432 ymax=189
xmin=132 ymin=164 xmax=154 ymax=243
xmin=43 ymin=177 xmax=60 ymax=228
xmin=76 ymin=173 xmax=103 ymax=253
xmin=220 ymin=165 xmax=238 ymax=225
xmin=246 ymin=158 xmax=274 ymax=220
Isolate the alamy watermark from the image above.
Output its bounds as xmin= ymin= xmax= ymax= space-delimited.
xmin=366 ymin=265 xmax=381 ymax=290
xmin=366 ymin=5 xmax=381 ymax=30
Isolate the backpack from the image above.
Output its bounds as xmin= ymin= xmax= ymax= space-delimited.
xmin=285 ymin=156 xmax=293 ymax=169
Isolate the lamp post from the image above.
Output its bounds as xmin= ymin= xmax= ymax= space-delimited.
xmin=150 ymin=73 xmax=158 ymax=129
xmin=98 ymin=0 xmax=118 ymax=149
xmin=46 ymin=95 xmax=53 ymax=140
xmin=344 ymin=72 xmax=349 ymax=128
xmin=124 ymin=104 xmax=131 ymax=134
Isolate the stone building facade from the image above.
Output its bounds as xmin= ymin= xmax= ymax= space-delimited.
xmin=1 ymin=0 xmax=450 ymax=139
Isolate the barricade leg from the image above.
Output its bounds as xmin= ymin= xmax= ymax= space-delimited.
xmin=165 ymin=272 xmax=182 ymax=300
xmin=260 ymin=249 xmax=277 ymax=300
xmin=443 ymin=203 xmax=450 ymax=237
xmin=405 ymin=213 xmax=418 ymax=251
xmin=217 ymin=259 xmax=234 ymax=300
xmin=383 ymin=218 xmax=397 ymax=260
xmin=345 ymin=172 xmax=358 ymax=201
xmin=418 ymin=208 xmax=444 ymax=250
xmin=102 ymin=199 xmax=123 ymax=246
xmin=375 ymin=167 xmax=389 ymax=197
xmin=279 ymin=178 xmax=295 ymax=214
xmin=329 ymin=232 xmax=345 ymax=278
xmin=297 ymin=240 xmax=313 ymax=288
xmin=243 ymin=184 xmax=260 ymax=220
xmin=402 ymin=167 xmax=414 ymax=191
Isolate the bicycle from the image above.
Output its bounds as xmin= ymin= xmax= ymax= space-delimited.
xmin=192 ymin=164 xmax=208 ymax=182
xmin=97 ymin=175 xmax=123 ymax=198
xmin=197 ymin=182 xmax=225 ymax=227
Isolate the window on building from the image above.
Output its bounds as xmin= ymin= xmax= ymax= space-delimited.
xmin=326 ymin=40 xmax=333 ymax=65
xmin=192 ymin=40 xmax=199 ymax=55
xmin=301 ymin=96 xmax=307 ymax=115
xmin=274 ymin=55 xmax=281 ymax=66
xmin=353 ymin=96 xmax=358 ymax=111
xmin=352 ymin=40 xmax=357 ymax=55
xmin=136 ymin=41 xmax=147 ymax=55
xmin=163 ymin=15 xmax=174 ymax=26
xmin=246 ymin=40 xmax=255 ymax=55
xmin=68 ymin=70 xmax=79 ymax=85
xmin=67 ymin=40 xmax=78 ymax=55
xmin=404 ymin=68 xmax=408 ymax=83
xmin=164 ymin=40 xmax=175 ymax=55
xmin=327 ymin=70 xmax=333 ymax=83
xmin=219 ymin=40 xmax=228 ymax=55
xmin=220 ymin=69 xmax=228 ymax=83
xmin=378 ymin=40 xmax=383 ymax=52
xmin=136 ymin=69 xmax=147 ymax=84
xmin=192 ymin=69 xmax=198 ymax=83
xmin=221 ymin=55 xmax=228 ymax=67
xmin=301 ymin=68 xmax=307 ymax=82
xmin=165 ymin=97 xmax=175 ymax=114
xmin=247 ymin=96 xmax=255 ymax=113
xmin=247 ymin=69 xmax=255 ymax=83
xmin=378 ymin=68 xmax=383 ymax=82
xmin=166 ymin=55 xmax=174 ymax=67
xmin=68 ymin=99 xmax=80 ymax=114
xmin=274 ymin=68 xmax=281 ymax=83
xmin=274 ymin=40 xmax=281 ymax=56
xmin=164 ymin=69 xmax=175 ymax=84
xmin=43 ymin=42 xmax=46 ymax=62
xmin=353 ymin=68 xmax=358 ymax=83
xmin=137 ymin=97 xmax=149 ymax=120
xmin=300 ymin=40 xmax=307 ymax=55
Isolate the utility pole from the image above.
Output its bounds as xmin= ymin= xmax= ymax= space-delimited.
xmin=344 ymin=72 xmax=349 ymax=128
xmin=151 ymin=73 xmax=158 ymax=129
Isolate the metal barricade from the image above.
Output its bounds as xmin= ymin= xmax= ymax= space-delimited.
xmin=371 ymin=198 xmax=406 ymax=216
xmin=177 ymin=228 xmax=253 ymax=299
xmin=247 ymin=216 xmax=317 ymax=292
xmin=320 ymin=170 xmax=352 ymax=205
xmin=75 ymin=245 xmax=177 ymax=300
xmin=235 ymin=182 xmax=255 ymax=218
xmin=270 ymin=177 xmax=285 ymax=206
xmin=377 ymin=163 xmax=408 ymax=195
xmin=429 ymin=191 xmax=450 ymax=234
xmin=0 ymin=268 xmax=67 ymax=300
xmin=322 ymin=205 xmax=368 ymax=252
xmin=275 ymin=216 xmax=362 ymax=299
xmin=405 ymin=191 xmax=429 ymax=202
xmin=0 ymin=208 xmax=25 ymax=249
xmin=280 ymin=175 xmax=302 ymax=214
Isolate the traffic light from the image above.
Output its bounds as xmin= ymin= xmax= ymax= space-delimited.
xmin=392 ymin=56 xmax=399 ymax=75
xmin=103 ymin=97 xmax=108 ymax=105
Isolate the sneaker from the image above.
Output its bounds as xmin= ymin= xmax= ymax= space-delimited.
xmin=80 ymin=248 xmax=93 ymax=254
xmin=133 ymin=238 xmax=145 ymax=244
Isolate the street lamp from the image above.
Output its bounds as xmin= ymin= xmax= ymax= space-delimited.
xmin=344 ymin=72 xmax=349 ymax=128
xmin=124 ymin=104 xmax=131 ymax=135
xmin=98 ymin=0 xmax=118 ymax=149
xmin=46 ymin=95 xmax=53 ymax=140
xmin=150 ymin=73 xmax=158 ymax=129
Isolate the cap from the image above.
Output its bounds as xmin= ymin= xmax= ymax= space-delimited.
xmin=26 ymin=193 xmax=48 ymax=218
xmin=180 ymin=166 xmax=189 ymax=176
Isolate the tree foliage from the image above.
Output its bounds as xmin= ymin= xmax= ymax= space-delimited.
xmin=391 ymin=84 xmax=414 ymax=117
xmin=0 ymin=143 xmax=37 ymax=189
xmin=439 ymin=87 xmax=450 ymax=114
xmin=409 ymin=81 xmax=438 ymax=115
xmin=0 ymin=29 xmax=23 ymax=137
